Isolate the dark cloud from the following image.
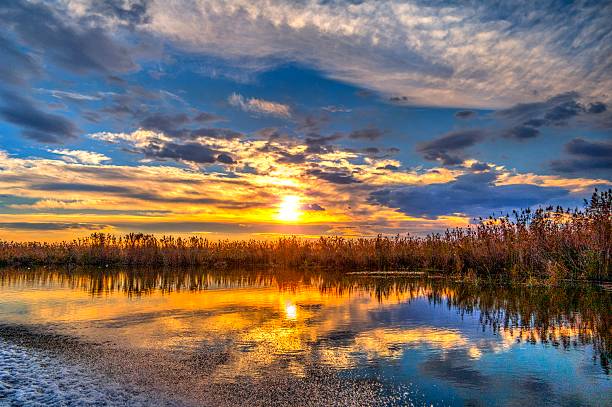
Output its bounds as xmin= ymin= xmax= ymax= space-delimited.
xmin=376 ymin=164 xmax=399 ymax=171
xmin=304 ymin=132 xmax=344 ymax=154
xmin=101 ymin=102 xmax=139 ymax=117
xmin=307 ymin=168 xmax=361 ymax=184
xmin=565 ymin=138 xmax=612 ymax=158
xmin=363 ymin=147 xmax=380 ymax=154
xmin=276 ymin=151 xmax=307 ymax=164
xmin=502 ymin=126 xmax=540 ymax=140
xmin=455 ymin=110 xmax=476 ymax=119
xmin=32 ymin=183 xmax=132 ymax=193
xmin=142 ymin=141 xmax=235 ymax=165
xmin=523 ymin=118 xmax=547 ymax=127
xmin=257 ymin=127 xmax=284 ymax=140
xmin=1 ymin=0 xmax=137 ymax=74
xmin=389 ymin=96 xmax=410 ymax=103
xmin=587 ymin=102 xmax=607 ymax=114
xmin=189 ymin=128 xmax=243 ymax=140
xmin=140 ymin=113 xmax=191 ymax=133
xmin=417 ymin=129 xmax=486 ymax=165
xmin=370 ymin=172 xmax=568 ymax=218
xmin=495 ymin=92 xmax=611 ymax=135
xmin=193 ymin=112 xmax=223 ymax=123
xmin=0 ymin=34 xmax=40 ymax=85
xmin=349 ymin=128 xmax=384 ymax=141
xmin=298 ymin=114 xmax=330 ymax=132
xmin=550 ymin=138 xmax=612 ymax=176
xmin=496 ymin=92 xmax=580 ymax=123
xmin=469 ymin=161 xmax=491 ymax=171
xmin=543 ymin=98 xmax=583 ymax=124
xmin=303 ymin=203 xmax=325 ymax=211
xmin=30 ymin=182 xmax=264 ymax=208
xmin=216 ymin=153 xmax=235 ymax=164
xmin=82 ymin=111 xmax=102 ymax=123
xmin=0 ymin=94 xmax=77 ymax=143
xmin=0 ymin=222 xmax=108 ymax=231
xmin=138 ymin=111 xmax=243 ymax=140
xmin=146 ymin=142 xmax=218 ymax=164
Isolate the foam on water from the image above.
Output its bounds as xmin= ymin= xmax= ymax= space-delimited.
xmin=0 ymin=339 xmax=158 ymax=407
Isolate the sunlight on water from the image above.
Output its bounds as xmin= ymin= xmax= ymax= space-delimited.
xmin=0 ymin=268 xmax=610 ymax=406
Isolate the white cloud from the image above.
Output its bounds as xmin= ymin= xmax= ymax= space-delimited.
xmin=89 ymin=130 xmax=169 ymax=148
xmin=79 ymin=0 xmax=612 ymax=108
xmin=228 ymin=93 xmax=291 ymax=117
xmin=37 ymin=89 xmax=104 ymax=101
xmin=48 ymin=149 xmax=111 ymax=165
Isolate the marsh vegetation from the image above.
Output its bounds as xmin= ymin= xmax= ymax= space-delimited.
xmin=0 ymin=189 xmax=609 ymax=282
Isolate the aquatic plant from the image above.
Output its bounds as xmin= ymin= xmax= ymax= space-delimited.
xmin=0 ymin=189 xmax=609 ymax=281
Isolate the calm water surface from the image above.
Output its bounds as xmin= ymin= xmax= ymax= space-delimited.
xmin=0 ymin=268 xmax=610 ymax=406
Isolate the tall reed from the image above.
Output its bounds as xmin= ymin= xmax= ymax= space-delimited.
xmin=0 ymin=189 xmax=609 ymax=281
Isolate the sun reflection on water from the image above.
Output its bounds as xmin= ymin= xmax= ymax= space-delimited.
xmin=0 ymin=267 xmax=609 ymax=398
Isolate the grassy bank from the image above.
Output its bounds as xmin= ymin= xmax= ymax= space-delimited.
xmin=1 ymin=189 xmax=610 ymax=281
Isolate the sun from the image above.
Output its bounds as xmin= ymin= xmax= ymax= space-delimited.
xmin=277 ymin=195 xmax=302 ymax=222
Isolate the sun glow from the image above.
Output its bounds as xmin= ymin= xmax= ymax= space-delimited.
xmin=277 ymin=195 xmax=302 ymax=222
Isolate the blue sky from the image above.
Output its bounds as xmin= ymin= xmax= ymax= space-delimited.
xmin=0 ymin=0 xmax=610 ymax=240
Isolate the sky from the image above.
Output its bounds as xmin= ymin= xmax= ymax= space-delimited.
xmin=0 ymin=0 xmax=610 ymax=241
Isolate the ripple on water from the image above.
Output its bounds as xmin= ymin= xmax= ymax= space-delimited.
xmin=0 ymin=339 xmax=162 ymax=407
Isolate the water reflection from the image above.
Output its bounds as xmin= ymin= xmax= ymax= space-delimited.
xmin=0 ymin=267 xmax=610 ymax=405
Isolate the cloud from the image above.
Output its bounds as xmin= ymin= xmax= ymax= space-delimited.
xmin=302 ymin=203 xmax=325 ymax=211
xmin=140 ymin=113 xmax=191 ymax=130
xmin=0 ymin=94 xmax=77 ymax=143
xmin=502 ymin=126 xmax=540 ymax=140
xmin=0 ymin=222 xmax=109 ymax=231
xmin=564 ymin=138 xmax=612 ymax=158
xmin=587 ymin=102 xmax=607 ymax=114
xmin=469 ymin=162 xmax=492 ymax=172
xmin=304 ymin=133 xmax=344 ymax=154
xmin=145 ymin=142 xmax=234 ymax=165
xmin=48 ymin=149 xmax=111 ymax=165
xmin=193 ymin=112 xmax=223 ymax=122
xmin=496 ymin=92 xmax=611 ymax=135
xmin=455 ymin=110 xmax=476 ymax=119
xmin=322 ymin=105 xmax=351 ymax=113
xmin=32 ymin=183 xmax=133 ymax=194
xmin=61 ymin=0 xmax=612 ymax=108
xmin=188 ymin=128 xmax=243 ymax=140
xmin=90 ymin=130 xmax=166 ymax=148
xmin=38 ymin=89 xmax=106 ymax=102
xmin=370 ymin=172 xmax=569 ymax=218
xmin=228 ymin=93 xmax=291 ymax=118
xmin=417 ymin=129 xmax=486 ymax=165
xmin=550 ymin=138 xmax=612 ymax=176
xmin=1 ymin=0 xmax=138 ymax=74
xmin=307 ymin=168 xmax=361 ymax=185
xmin=85 ymin=0 xmax=150 ymax=27
xmin=349 ymin=128 xmax=384 ymax=141
xmin=0 ymin=34 xmax=41 ymax=85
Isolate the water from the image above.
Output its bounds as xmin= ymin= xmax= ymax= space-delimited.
xmin=0 ymin=268 xmax=609 ymax=406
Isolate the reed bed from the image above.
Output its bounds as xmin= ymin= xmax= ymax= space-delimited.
xmin=0 ymin=189 xmax=610 ymax=281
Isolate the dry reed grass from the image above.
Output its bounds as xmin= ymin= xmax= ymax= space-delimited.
xmin=0 ymin=189 xmax=609 ymax=281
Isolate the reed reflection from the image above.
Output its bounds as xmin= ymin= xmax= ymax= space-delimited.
xmin=0 ymin=267 xmax=609 ymax=377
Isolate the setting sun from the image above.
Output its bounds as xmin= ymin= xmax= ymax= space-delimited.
xmin=277 ymin=195 xmax=302 ymax=222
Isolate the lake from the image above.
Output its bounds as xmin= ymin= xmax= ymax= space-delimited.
xmin=0 ymin=268 xmax=610 ymax=406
